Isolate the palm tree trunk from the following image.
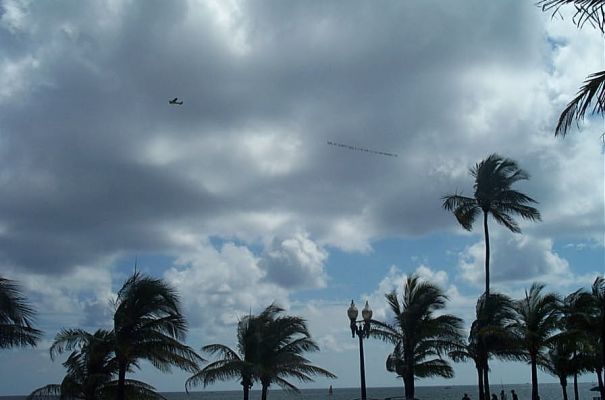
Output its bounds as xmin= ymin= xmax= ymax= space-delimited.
xmin=243 ymin=382 xmax=250 ymax=400
xmin=573 ymin=372 xmax=578 ymax=400
xmin=403 ymin=372 xmax=415 ymax=400
xmin=530 ymin=354 xmax=539 ymax=400
xmin=116 ymin=360 xmax=127 ymax=400
xmin=483 ymin=211 xmax=490 ymax=296
xmin=601 ymin=328 xmax=605 ymax=400
xmin=597 ymin=367 xmax=604 ymax=400
xmin=559 ymin=376 xmax=568 ymax=400
xmin=403 ymin=346 xmax=415 ymax=400
xmin=261 ymin=383 xmax=268 ymax=400
xmin=483 ymin=361 xmax=491 ymax=400
xmin=476 ymin=366 xmax=485 ymax=400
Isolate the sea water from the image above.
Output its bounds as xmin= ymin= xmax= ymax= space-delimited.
xmin=165 ymin=383 xmax=599 ymax=400
xmin=2 ymin=383 xmax=600 ymax=400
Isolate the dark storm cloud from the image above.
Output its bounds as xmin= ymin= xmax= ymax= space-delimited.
xmin=0 ymin=0 xmax=598 ymax=279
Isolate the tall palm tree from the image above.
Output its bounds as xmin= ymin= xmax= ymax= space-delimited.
xmin=538 ymin=0 xmax=605 ymax=136
xmin=28 ymin=328 xmax=164 ymax=400
xmin=371 ymin=274 xmax=464 ymax=400
xmin=113 ymin=272 xmax=202 ymax=400
xmin=253 ymin=304 xmax=336 ymax=400
xmin=510 ymin=283 xmax=560 ymax=400
xmin=0 ymin=276 xmax=42 ymax=349
xmin=186 ymin=312 xmax=261 ymax=400
xmin=442 ymin=154 xmax=541 ymax=295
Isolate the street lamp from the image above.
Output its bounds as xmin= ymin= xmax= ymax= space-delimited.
xmin=347 ymin=300 xmax=372 ymax=400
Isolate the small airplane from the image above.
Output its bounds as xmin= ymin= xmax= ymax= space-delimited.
xmin=169 ymin=97 xmax=183 ymax=105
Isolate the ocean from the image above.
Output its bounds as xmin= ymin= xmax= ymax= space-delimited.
xmin=1 ymin=383 xmax=600 ymax=400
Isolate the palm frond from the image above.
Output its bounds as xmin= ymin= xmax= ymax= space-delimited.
xmin=555 ymin=70 xmax=605 ymax=136
xmin=414 ymin=358 xmax=455 ymax=378
xmin=201 ymin=344 xmax=240 ymax=360
xmin=26 ymin=384 xmax=62 ymax=400
xmin=50 ymin=329 xmax=95 ymax=361
xmin=0 ymin=276 xmax=42 ymax=348
xmin=442 ymin=194 xmax=479 ymax=231
xmin=538 ymin=0 xmax=605 ymax=32
xmin=271 ymin=376 xmax=300 ymax=392
xmin=101 ymin=379 xmax=167 ymax=400
xmin=186 ymin=359 xmax=249 ymax=389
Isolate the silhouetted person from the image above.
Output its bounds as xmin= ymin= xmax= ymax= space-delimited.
xmin=500 ymin=389 xmax=507 ymax=400
xmin=492 ymin=394 xmax=498 ymax=400
xmin=511 ymin=390 xmax=518 ymax=400
xmin=462 ymin=394 xmax=471 ymax=400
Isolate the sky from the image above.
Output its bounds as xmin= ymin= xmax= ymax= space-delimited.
xmin=0 ymin=0 xmax=604 ymax=396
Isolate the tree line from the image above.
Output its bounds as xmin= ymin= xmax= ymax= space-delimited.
xmin=0 ymin=272 xmax=335 ymax=400
xmin=2 ymin=270 xmax=604 ymax=400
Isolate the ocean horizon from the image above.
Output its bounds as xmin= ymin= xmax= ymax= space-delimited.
xmin=2 ymin=382 xmax=599 ymax=400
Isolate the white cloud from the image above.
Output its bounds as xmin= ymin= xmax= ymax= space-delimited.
xmin=164 ymin=240 xmax=290 ymax=332
xmin=0 ymin=55 xmax=41 ymax=103
xmin=260 ymin=232 xmax=328 ymax=289
xmin=0 ymin=0 xmax=30 ymax=34
xmin=1 ymin=263 xmax=114 ymax=334
xmin=455 ymin=229 xmax=601 ymax=294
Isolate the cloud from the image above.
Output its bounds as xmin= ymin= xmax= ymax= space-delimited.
xmin=259 ymin=232 xmax=328 ymax=289
xmin=2 ymin=0 xmax=590 ymax=278
xmin=163 ymin=240 xmax=290 ymax=333
xmin=0 ymin=1 xmax=603 ymax=392
xmin=456 ymin=229 xmax=590 ymax=292
xmin=1 ymin=264 xmax=114 ymax=333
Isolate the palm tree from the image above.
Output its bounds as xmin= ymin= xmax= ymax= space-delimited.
xmin=0 ymin=276 xmax=42 ymax=349
xmin=113 ymin=272 xmax=202 ymax=400
xmin=557 ymin=278 xmax=605 ymax=399
xmin=510 ymin=283 xmax=560 ymax=400
xmin=449 ymin=340 xmax=485 ymax=400
xmin=472 ymin=293 xmax=521 ymax=400
xmin=186 ymin=313 xmax=260 ymax=400
xmin=371 ymin=274 xmax=464 ymax=400
xmin=538 ymin=0 xmax=605 ymax=136
xmin=253 ymin=304 xmax=336 ymax=400
xmin=188 ymin=304 xmax=334 ymax=400
xmin=442 ymin=154 xmax=541 ymax=295
xmin=28 ymin=328 xmax=164 ymax=400
xmin=542 ymin=335 xmax=583 ymax=400
xmin=557 ymin=288 xmax=594 ymax=400
xmin=588 ymin=276 xmax=605 ymax=398
xmin=450 ymin=293 xmax=520 ymax=400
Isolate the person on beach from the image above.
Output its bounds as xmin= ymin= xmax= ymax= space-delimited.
xmin=462 ymin=394 xmax=470 ymax=400
xmin=491 ymin=394 xmax=498 ymax=400
xmin=511 ymin=390 xmax=518 ymax=400
xmin=500 ymin=389 xmax=507 ymax=400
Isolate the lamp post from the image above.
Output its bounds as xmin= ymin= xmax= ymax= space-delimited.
xmin=347 ymin=300 xmax=372 ymax=400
